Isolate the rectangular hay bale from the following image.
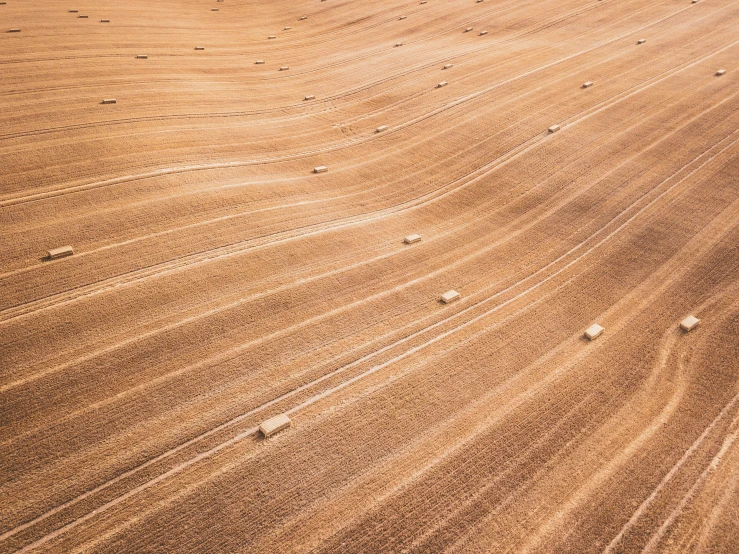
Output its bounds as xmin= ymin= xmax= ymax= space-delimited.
xmin=404 ymin=234 xmax=422 ymax=244
xmin=584 ymin=324 xmax=604 ymax=340
xmin=313 ymin=165 xmax=328 ymax=173
xmin=680 ymin=315 xmax=700 ymax=332
xmin=440 ymin=290 xmax=460 ymax=303
xmin=259 ymin=414 xmax=291 ymax=437
xmin=47 ymin=245 xmax=74 ymax=260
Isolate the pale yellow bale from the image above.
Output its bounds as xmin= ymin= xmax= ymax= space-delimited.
xmin=680 ymin=315 xmax=700 ymax=332
xmin=584 ymin=324 xmax=604 ymax=340
xmin=259 ymin=414 xmax=291 ymax=438
xmin=440 ymin=290 xmax=460 ymax=303
xmin=47 ymin=246 xmax=74 ymax=260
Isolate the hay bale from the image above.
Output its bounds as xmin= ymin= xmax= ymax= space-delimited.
xmin=300 ymin=16 xmax=308 ymax=20
xmin=404 ymin=234 xmax=422 ymax=244
xmin=136 ymin=54 xmax=148 ymax=59
xmin=479 ymin=30 xmax=488 ymax=35
xmin=584 ymin=324 xmax=604 ymax=340
xmin=255 ymin=60 xmax=264 ymax=64
xmin=212 ymin=8 xmax=218 ymax=11
xmin=304 ymin=94 xmax=315 ymax=100
xmin=399 ymin=15 xmax=407 ymax=20
xmin=437 ymin=81 xmax=448 ymax=88
xmin=582 ymin=81 xmax=593 ymax=88
xmin=443 ymin=63 xmax=453 ymax=69
xmin=716 ymin=69 xmax=726 ymax=76
xmin=313 ymin=166 xmax=328 ymax=173
xmin=680 ymin=315 xmax=700 ymax=332
xmin=395 ymin=42 xmax=403 ymax=47
xmin=259 ymin=414 xmax=291 ymax=438
xmin=69 ymin=10 xmax=78 ymax=12
xmin=195 ymin=46 xmax=205 ymax=50
xmin=268 ymin=35 xmax=276 ymax=39
xmin=78 ymin=14 xmax=88 ymax=18
xmin=8 ymin=28 xmax=20 ymax=32
xmin=376 ymin=125 xmax=388 ymax=133
xmin=101 ymin=98 xmax=117 ymax=104
xmin=465 ymin=27 xmax=473 ymax=32
xmin=284 ymin=26 xmax=291 ymax=30
xmin=637 ymin=38 xmax=646 ymax=44
xmin=47 ymin=246 xmax=74 ymax=260
xmin=440 ymin=290 xmax=460 ymax=304
xmin=279 ymin=66 xmax=289 ymax=71
xmin=100 ymin=19 xmax=110 ymax=22
xmin=548 ymin=124 xmax=560 ymax=133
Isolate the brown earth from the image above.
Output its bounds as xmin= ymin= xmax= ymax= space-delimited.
xmin=1 ymin=0 xmax=738 ymax=552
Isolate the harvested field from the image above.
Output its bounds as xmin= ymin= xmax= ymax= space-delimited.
xmin=1 ymin=0 xmax=738 ymax=552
